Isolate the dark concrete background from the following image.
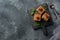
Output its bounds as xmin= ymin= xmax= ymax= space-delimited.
xmin=0 ymin=0 xmax=60 ymax=40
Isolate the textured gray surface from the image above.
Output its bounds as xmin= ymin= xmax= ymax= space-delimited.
xmin=49 ymin=25 xmax=60 ymax=40
xmin=0 ymin=0 xmax=60 ymax=40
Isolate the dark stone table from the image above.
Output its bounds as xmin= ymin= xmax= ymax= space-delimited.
xmin=0 ymin=0 xmax=60 ymax=40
